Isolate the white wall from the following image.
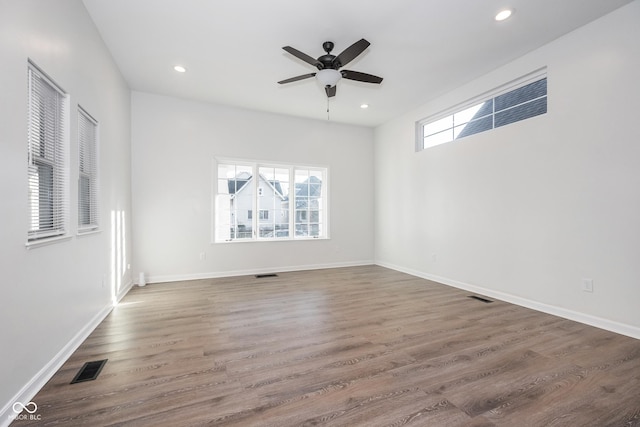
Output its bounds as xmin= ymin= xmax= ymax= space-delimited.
xmin=1 ymin=0 xmax=636 ymax=421
xmin=131 ymin=92 xmax=374 ymax=282
xmin=374 ymin=2 xmax=640 ymax=338
xmin=0 ymin=0 xmax=132 ymax=420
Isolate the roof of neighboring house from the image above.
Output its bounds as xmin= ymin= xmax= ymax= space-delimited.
xmin=295 ymin=175 xmax=322 ymax=197
xmin=227 ymin=174 xmax=287 ymax=199
xmin=292 ymin=176 xmax=323 ymax=209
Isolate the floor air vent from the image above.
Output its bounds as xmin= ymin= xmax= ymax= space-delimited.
xmin=70 ymin=359 xmax=108 ymax=384
xmin=468 ymin=295 xmax=493 ymax=303
xmin=255 ymin=273 xmax=278 ymax=278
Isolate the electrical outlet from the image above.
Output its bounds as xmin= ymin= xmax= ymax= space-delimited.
xmin=199 ymin=252 xmax=206 ymax=261
xmin=582 ymin=278 xmax=594 ymax=293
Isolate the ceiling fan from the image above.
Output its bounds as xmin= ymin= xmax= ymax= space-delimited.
xmin=278 ymin=38 xmax=383 ymax=98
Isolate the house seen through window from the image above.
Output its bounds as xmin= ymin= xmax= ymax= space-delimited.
xmin=215 ymin=160 xmax=327 ymax=242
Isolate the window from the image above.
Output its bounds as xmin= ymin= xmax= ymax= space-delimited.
xmin=214 ymin=160 xmax=327 ymax=242
xmin=78 ymin=107 xmax=99 ymax=232
xmin=294 ymin=169 xmax=324 ymax=238
xmin=257 ymin=166 xmax=289 ymax=239
xmin=417 ymin=69 xmax=547 ymax=150
xmin=27 ymin=62 xmax=69 ymax=242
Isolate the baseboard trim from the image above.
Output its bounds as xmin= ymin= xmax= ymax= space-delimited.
xmin=0 ymin=280 xmax=133 ymax=427
xmin=138 ymin=260 xmax=375 ymax=285
xmin=116 ymin=279 xmax=134 ymax=302
xmin=376 ymin=261 xmax=640 ymax=340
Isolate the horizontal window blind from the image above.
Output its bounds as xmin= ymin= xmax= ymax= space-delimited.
xmin=27 ymin=64 xmax=68 ymax=241
xmin=78 ymin=107 xmax=99 ymax=231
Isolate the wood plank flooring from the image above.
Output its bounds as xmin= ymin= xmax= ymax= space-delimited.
xmin=11 ymin=266 xmax=640 ymax=426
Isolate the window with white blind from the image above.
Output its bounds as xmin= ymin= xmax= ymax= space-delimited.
xmin=78 ymin=107 xmax=99 ymax=232
xmin=27 ymin=62 xmax=69 ymax=243
xmin=214 ymin=160 xmax=328 ymax=242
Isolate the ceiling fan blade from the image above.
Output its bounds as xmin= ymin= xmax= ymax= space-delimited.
xmin=282 ymin=46 xmax=321 ymax=68
xmin=341 ymin=70 xmax=383 ymax=84
xmin=334 ymin=38 xmax=370 ymax=68
xmin=325 ymin=85 xmax=337 ymax=98
xmin=278 ymin=73 xmax=316 ymax=84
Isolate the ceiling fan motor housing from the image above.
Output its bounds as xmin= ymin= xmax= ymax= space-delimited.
xmin=318 ymin=42 xmax=338 ymax=69
xmin=318 ymin=54 xmax=338 ymax=69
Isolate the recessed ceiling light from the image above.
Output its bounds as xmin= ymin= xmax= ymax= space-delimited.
xmin=173 ymin=65 xmax=187 ymax=73
xmin=495 ymin=9 xmax=513 ymax=21
xmin=360 ymin=104 xmax=369 ymax=109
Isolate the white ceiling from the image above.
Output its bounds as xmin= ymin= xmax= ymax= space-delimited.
xmin=82 ymin=0 xmax=633 ymax=127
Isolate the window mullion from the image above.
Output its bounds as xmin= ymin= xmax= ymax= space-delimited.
xmin=289 ymin=167 xmax=294 ymax=239
xmin=252 ymin=163 xmax=258 ymax=239
xmin=492 ymin=98 xmax=495 ymax=130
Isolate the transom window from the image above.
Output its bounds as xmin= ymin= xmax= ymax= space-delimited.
xmin=214 ymin=160 xmax=327 ymax=242
xmin=417 ymin=70 xmax=547 ymax=150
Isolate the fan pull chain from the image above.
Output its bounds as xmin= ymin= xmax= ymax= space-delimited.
xmin=327 ymin=96 xmax=330 ymax=121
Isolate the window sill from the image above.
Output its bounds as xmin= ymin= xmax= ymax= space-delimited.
xmin=25 ymin=234 xmax=73 ymax=250
xmin=77 ymin=228 xmax=101 ymax=237
xmin=213 ymin=236 xmax=329 ymax=244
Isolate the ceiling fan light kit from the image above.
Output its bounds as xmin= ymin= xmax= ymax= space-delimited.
xmin=278 ymin=38 xmax=383 ymax=99
xmin=316 ymin=69 xmax=342 ymax=87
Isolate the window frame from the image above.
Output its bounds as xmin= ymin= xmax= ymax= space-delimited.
xmin=77 ymin=105 xmax=100 ymax=234
xmin=212 ymin=158 xmax=329 ymax=243
xmin=26 ymin=61 xmax=70 ymax=246
xmin=416 ymin=68 xmax=547 ymax=151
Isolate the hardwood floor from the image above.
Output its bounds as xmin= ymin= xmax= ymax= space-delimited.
xmin=12 ymin=266 xmax=640 ymax=426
